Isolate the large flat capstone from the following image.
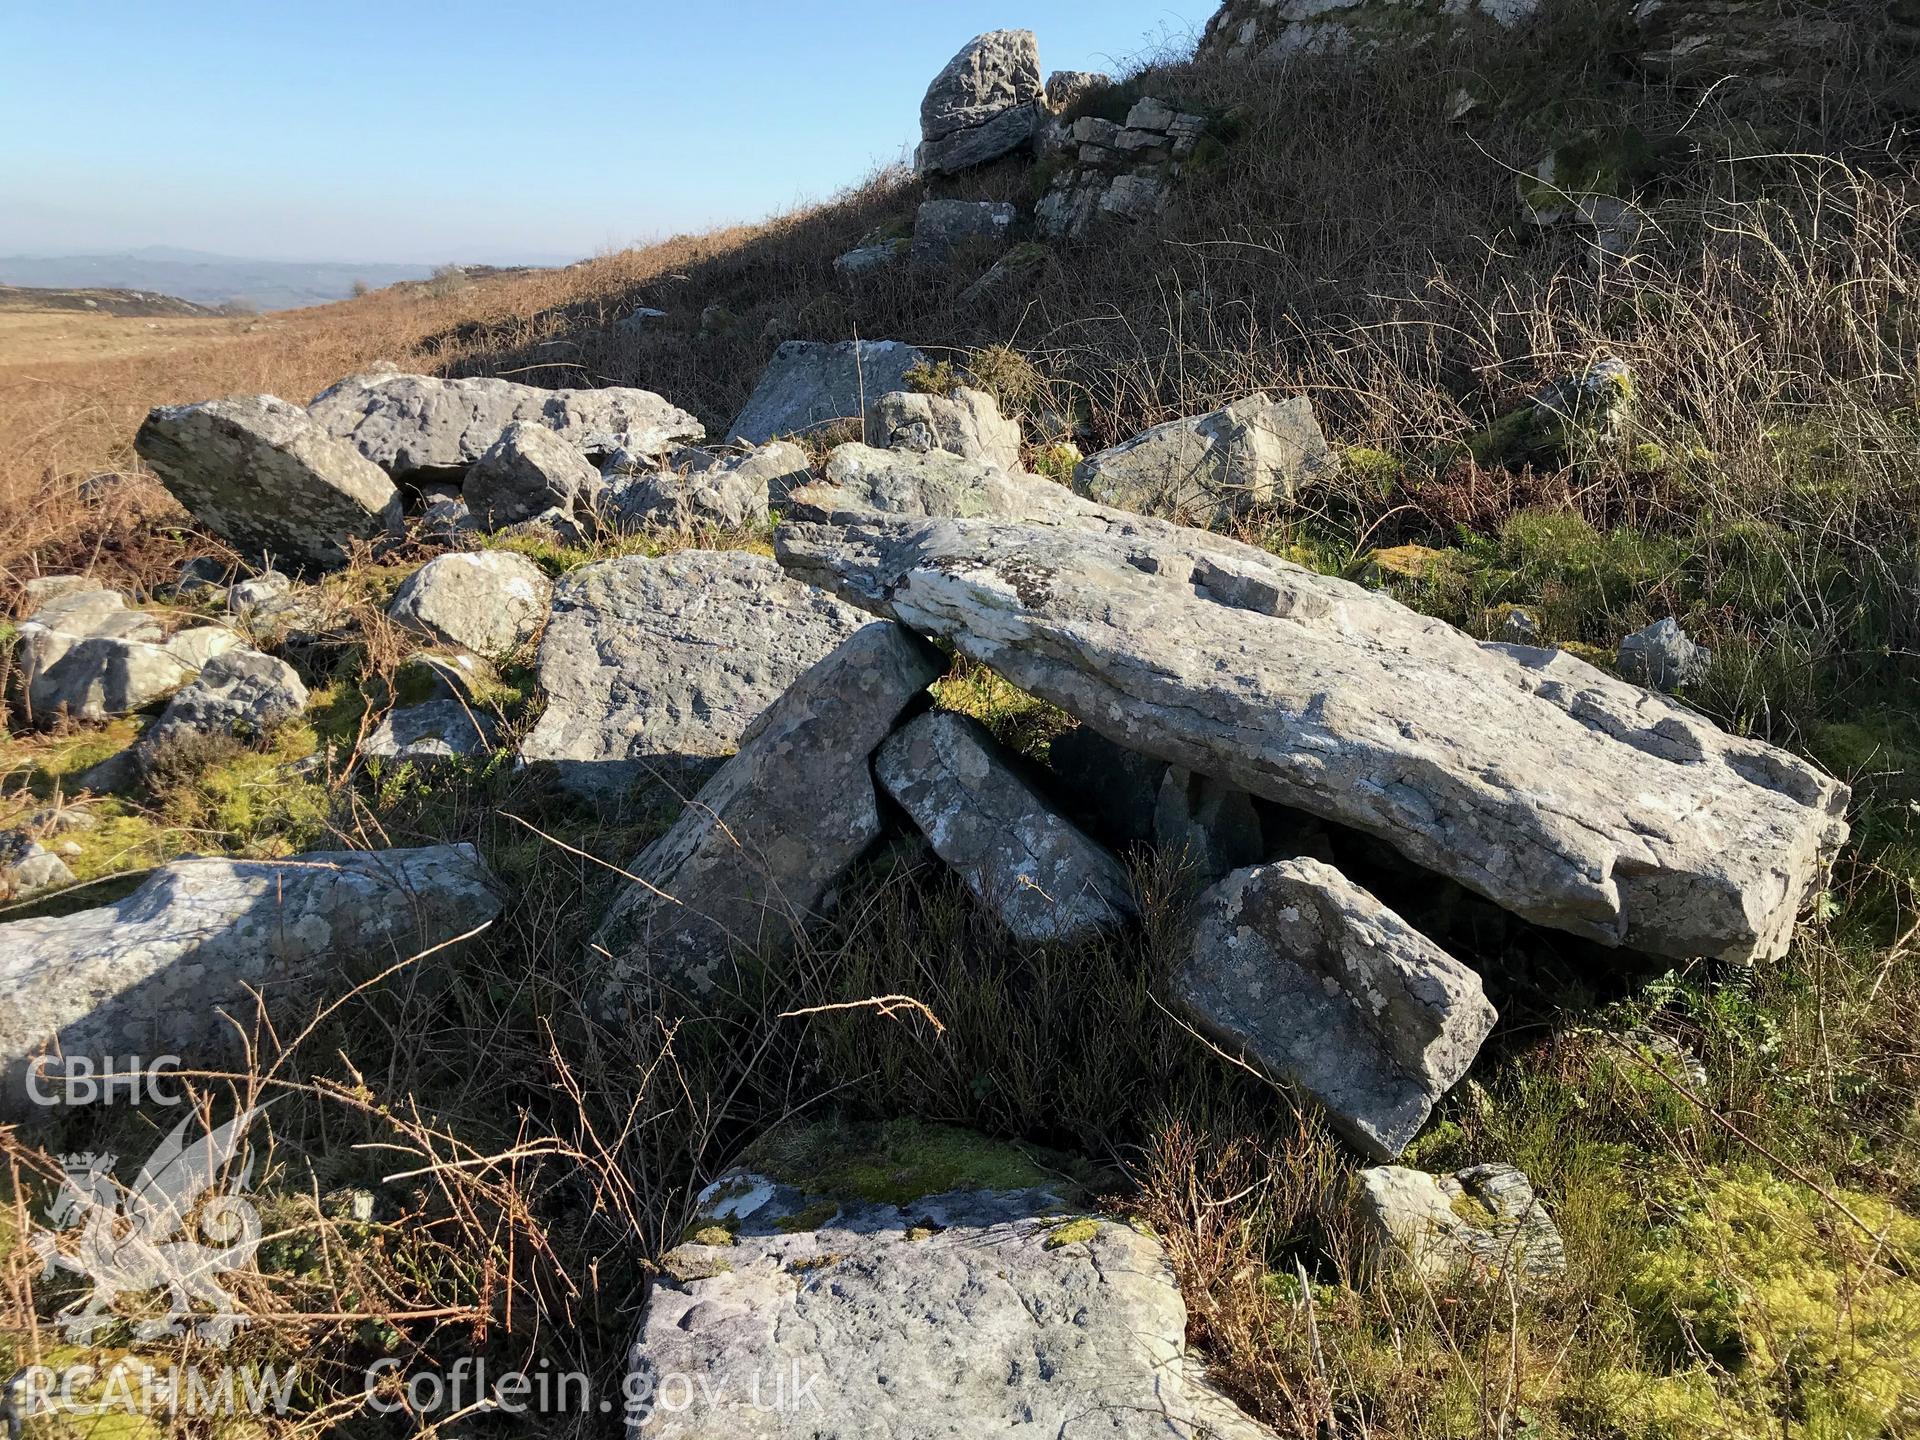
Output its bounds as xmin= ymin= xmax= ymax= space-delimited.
xmin=519 ymin=550 xmax=873 ymax=803
xmin=774 ymin=504 xmax=1849 ymax=965
xmin=0 ymin=846 xmax=500 ymax=1117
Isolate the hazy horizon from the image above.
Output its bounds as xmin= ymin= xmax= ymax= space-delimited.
xmin=1 ymin=1 xmax=1214 ymax=269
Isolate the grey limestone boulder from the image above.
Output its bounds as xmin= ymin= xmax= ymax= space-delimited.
xmin=165 ymin=625 xmax=245 ymax=670
xmin=866 ymin=387 xmax=1022 ymax=471
xmin=1045 ymin=69 xmax=1112 ymax=112
xmin=463 ymin=421 xmax=602 ymax=529
xmin=11 ymin=589 xmax=197 ymax=726
xmin=774 ymin=503 xmax=1849 ymax=966
xmin=137 ymin=648 xmax=309 ymax=759
xmin=0 ymin=834 xmax=75 ymax=902
xmin=876 ymin=711 xmax=1135 ymax=944
xmin=1355 ymin=1163 xmax=1566 ymax=1279
xmin=227 ymin=570 xmax=293 ymax=612
xmin=309 ymin=369 xmax=702 ymax=480
xmin=1074 ymin=393 xmax=1332 ymax=524
xmin=628 ymin=1121 xmax=1273 ymax=1440
xmin=136 ymin=394 xmax=401 ymax=572
xmin=1177 ymin=859 xmax=1496 ymax=1159
xmin=21 ymin=576 xmax=96 ymax=607
xmin=591 ymin=623 xmax=942 ymax=1010
xmin=810 ymin=445 xmax=1093 ymax=523
xmin=726 ymin=340 xmax=929 ymax=445
xmin=520 ymin=550 xmax=873 ymax=804
xmin=601 ymin=442 xmax=806 ymax=531
xmin=388 ymin=551 xmax=552 ymax=660
xmin=833 ymin=241 xmax=908 ymax=279
xmin=916 ymin=31 xmax=1046 ymax=177
xmin=919 ymin=102 xmax=1046 ymax=177
xmin=0 ymin=846 xmax=500 ymax=1118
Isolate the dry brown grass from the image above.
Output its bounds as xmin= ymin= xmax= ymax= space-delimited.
xmin=0 ymin=223 xmax=790 ymax=606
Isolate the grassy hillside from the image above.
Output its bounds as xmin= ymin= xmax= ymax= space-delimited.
xmin=3 ymin=4 xmax=1917 ymax=1437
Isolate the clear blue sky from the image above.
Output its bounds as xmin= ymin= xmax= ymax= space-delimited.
xmin=0 ymin=0 xmax=1216 ymax=265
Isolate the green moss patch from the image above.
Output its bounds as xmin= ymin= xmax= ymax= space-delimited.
xmin=742 ymin=1117 xmax=1073 ymax=1210
xmin=1042 ymin=1216 xmax=1102 ymax=1250
xmin=1619 ymin=1166 xmax=1920 ymax=1437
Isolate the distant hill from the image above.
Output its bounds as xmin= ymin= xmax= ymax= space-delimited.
xmin=0 ymin=248 xmax=443 ymax=312
xmin=0 ymin=283 xmax=217 ymax=318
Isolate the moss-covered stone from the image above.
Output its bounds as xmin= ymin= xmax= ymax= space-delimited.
xmin=1042 ymin=1216 xmax=1102 ymax=1249
xmin=738 ymin=1117 xmax=1079 ymax=1210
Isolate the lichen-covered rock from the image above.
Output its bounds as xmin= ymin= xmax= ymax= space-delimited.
xmin=308 ymin=369 xmax=702 ymax=480
xmin=864 ymin=387 xmax=1023 ymax=471
xmin=21 ymin=576 xmax=96 ymax=607
xmin=911 ymin=199 xmax=1018 ymax=265
xmin=388 ymin=551 xmax=552 ymax=660
xmin=916 ymin=30 xmax=1045 ymax=177
xmin=833 ymin=240 xmax=909 ymax=279
xmin=520 ymin=550 xmax=873 ymax=804
xmin=876 ymin=711 xmax=1135 ymax=943
xmin=628 ymin=1120 xmax=1274 ymax=1440
xmin=165 ymin=625 xmax=245 ymax=672
xmin=138 ymin=648 xmax=309 ymax=756
xmin=591 ymin=623 xmax=942 ymax=1010
xmin=11 ymin=589 xmax=195 ymax=726
xmin=1618 ymin=617 xmax=1710 ymax=693
xmin=1178 ymin=859 xmax=1495 ymax=1159
xmin=135 ymin=394 xmax=401 ymax=572
xmin=362 ymin=700 xmax=497 ymax=762
xmin=463 ymin=421 xmax=602 ymax=529
xmin=1469 ymin=358 xmax=1636 ymax=469
xmin=1074 ymin=393 xmax=1332 ymax=524
xmin=0 ymin=846 xmax=501 ymax=1117
xmin=726 ymin=340 xmax=930 ymax=445
xmin=1355 ymin=1163 xmax=1566 ymax=1278
xmin=1197 ymin=0 xmax=1543 ymax=63
xmin=226 ymin=569 xmax=293 ymax=612
xmin=776 ymin=504 xmax=1849 ymax=965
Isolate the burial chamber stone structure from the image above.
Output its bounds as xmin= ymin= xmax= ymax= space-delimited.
xmin=775 ymin=500 xmax=1850 ymax=968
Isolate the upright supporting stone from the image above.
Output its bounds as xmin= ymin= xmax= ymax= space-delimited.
xmin=1178 ymin=860 xmax=1496 ymax=1159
